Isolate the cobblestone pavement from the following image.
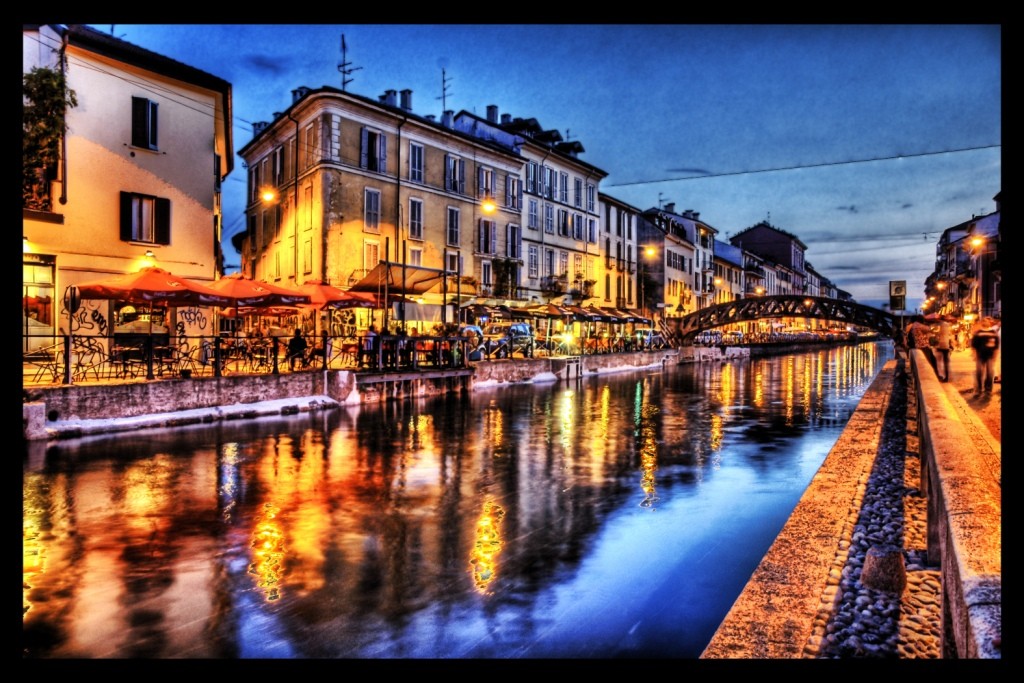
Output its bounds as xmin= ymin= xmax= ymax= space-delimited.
xmin=814 ymin=349 xmax=999 ymax=659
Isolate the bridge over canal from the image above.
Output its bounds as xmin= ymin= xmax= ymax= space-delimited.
xmin=666 ymin=295 xmax=902 ymax=342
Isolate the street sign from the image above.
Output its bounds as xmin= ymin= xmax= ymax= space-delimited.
xmin=889 ymin=280 xmax=906 ymax=297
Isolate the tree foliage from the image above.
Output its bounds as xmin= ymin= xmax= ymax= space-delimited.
xmin=23 ymin=66 xmax=77 ymax=211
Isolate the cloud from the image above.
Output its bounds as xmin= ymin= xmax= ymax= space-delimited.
xmin=242 ymin=54 xmax=290 ymax=76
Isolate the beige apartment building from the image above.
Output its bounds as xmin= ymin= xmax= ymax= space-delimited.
xmin=22 ymin=24 xmax=233 ymax=352
xmin=237 ymin=88 xmax=523 ymax=331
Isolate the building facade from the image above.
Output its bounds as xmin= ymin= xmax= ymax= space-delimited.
xmin=22 ymin=24 xmax=233 ymax=352
xmin=238 ymin=89 xmax=523 ymax=331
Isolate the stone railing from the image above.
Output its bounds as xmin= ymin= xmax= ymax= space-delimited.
xmin=910 ymin=349 xmax=1001 ymax=658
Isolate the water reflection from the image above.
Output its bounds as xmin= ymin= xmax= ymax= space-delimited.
xmin=23 ymin=341 xmax=891 ymax=658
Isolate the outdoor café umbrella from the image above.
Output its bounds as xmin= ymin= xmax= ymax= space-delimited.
xmin=73 ymin=265 xmax=233 ymax=341
xmin=206 ymin=273 xmax=311 ymax=345
xmin=295 ymin=279 xmax=376 ymax=309
xmin=74 ymin=266 xmax=232 ymax=308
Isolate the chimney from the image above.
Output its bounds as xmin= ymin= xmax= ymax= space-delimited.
xmin=400 ymin=89 xmax=412 ymax=112
xmin=664 ymin=202 xmax=676 ymax=214
xmin=291 ymin=86 xmax=310 ymax=103
xmin=381 ymin=89 xmax=397 ymax=107
xmin=683 ymin=209 xmax=694 ymax=219
xmin=501 ymin=113 xmax=512 ymax=124
xmin=253 ymin=121 xmax=270 ymax=136
xmin=425 ymin=114 xmax=436 ymax=122
xmin=692 ymin=212 xmax=700 ymax=221
xmin=441 ymin=110 xmax=454 ymax=128
xmin=487 ymin=105 xmax=499 ymax=123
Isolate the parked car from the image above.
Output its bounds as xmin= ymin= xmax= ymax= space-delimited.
xmin=459 ymin=324 xmax=486 ymax=361
xmin=483 ymin=321 xmax=534 ymax=358
xmin=633 ymin=327 xmax=667 ymax=349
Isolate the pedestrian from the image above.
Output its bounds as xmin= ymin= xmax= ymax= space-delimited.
xmin=287 ymin=328 xmax=308 ymax=371
xmin=931 ymin=318 xmax=954 ymax=382
xmin=905 ymin=316 xmax=936 ymax=373
xmin=969 ymin=317 xmax=1000 ymax=395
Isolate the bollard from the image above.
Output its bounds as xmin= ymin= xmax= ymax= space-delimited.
xmin=861 ymin=544 xmax=907 ymax=593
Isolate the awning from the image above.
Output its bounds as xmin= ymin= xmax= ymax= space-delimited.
xmin=348 ymin=261 xmax=452 ymax=297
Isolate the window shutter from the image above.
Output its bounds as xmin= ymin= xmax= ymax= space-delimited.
xmin=479 ymin=166 xmax=485 ymax=197
xmin=505 ymin=175 xmax=511 ymax=206
xmin=478 ymin=220 xmax=484 ymax=253
xmin=360 ymin=127 xmax=369 ymax=168
xmin=378 ymin=133 xmax=387 ymax=172
xmin=490 ymin=221 xmax=497 ymax=255
xmin=119 ymin=192 xmax=133 ymax=241
xmin=149 ymin=101 xmax=158 ymax=148
xmin=131 ymin=97 xmax=148 ymax=148
xmin=155 ymin=198 xmax=171 ymax=245
xmin=444 ymin=154 xmax=451 ymax=191
xmin=457 ymin=159 xmax=465 ymax=194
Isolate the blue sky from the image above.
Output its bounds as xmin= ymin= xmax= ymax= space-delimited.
xmin=97 ymin=24 xmax=1001 ymax=310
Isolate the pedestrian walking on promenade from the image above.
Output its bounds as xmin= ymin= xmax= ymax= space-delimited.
xmin=931 ymin=318 xmax=954 ymax=382
xmin=906 ymin=316 xmax=937 ymax=374
xmin=970 ymin=317 xmax=1000 ymax=395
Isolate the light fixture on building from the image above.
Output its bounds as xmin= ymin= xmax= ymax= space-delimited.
xmin=145 ymin=250 xmax=155 ymax=258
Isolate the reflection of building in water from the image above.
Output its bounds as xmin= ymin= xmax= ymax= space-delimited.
xmin=249 ymin=503 xmax=285 ymax=601
xmin=470 ymin=501 xmax=505 ymax=593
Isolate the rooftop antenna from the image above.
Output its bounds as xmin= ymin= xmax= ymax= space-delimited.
xmin=437 ymin=67 xmax=453 ymax=112
xmin=657 ymin=192 xmax=665 ymax=209
xmin=337 ymin=34 xmax=362 ymax=92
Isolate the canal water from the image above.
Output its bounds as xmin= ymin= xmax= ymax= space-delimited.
xmin=23 ymin=341 xmax=893 ymax=659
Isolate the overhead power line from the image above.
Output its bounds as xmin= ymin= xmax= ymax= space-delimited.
xmin=608 ymin=144 xmax=1001 ymax=187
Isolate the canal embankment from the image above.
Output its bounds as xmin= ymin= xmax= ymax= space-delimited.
xmin=700 ymin=348 xmax=1001 ymax=659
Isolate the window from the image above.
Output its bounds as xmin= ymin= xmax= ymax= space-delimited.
xmin=574 ymin=177 xmax=583 ymax=208
xmin=544 ymin=167 xmax=556 ymax=199
xmin=303 ymin=238 xmax=312 ymax=274
xmin=528 ymin=245 xmax=539 ymax=279
xmin=360 ymin=127 xmax=387 ymax=173
xmin=364 ymin=240 xmax=380 ymax=274
xmin=447 ymin=207 xmax=460 ymax=246
xmin=409 ymin=142 xmax=424 ymax=182
xmin=587 ymin=183 xmax=596 ymax=212
xmin=557 ymin=209 xmax=569 ymax=237
xmin=528 ymin=199 xmax=539 ymax=230
xmin=526 ymin=161 xmax=537 ymax=194
xmin=303 ymin=123 xmax=318 ymax=170
xmin=120 ymin=192 xmax=170 ymax=244
xmin=478 ymin=166 xmax=494 ymax=199
xmin=478 ymin=219 xmax=497 ymax=255
xmin=445 ymin=154 xmax=465 ymax=193
xmin=481 ymin=261 xmax=492 ymax=288
xmin=572 ymin=212 xmax=583 ymax=241
xmin=544 ymin=249 xmax=555 ymax=277
xmin=559 ymin=172 xmax=568 ymax=202
xmin=588 ymin=218 xmax=597 ymax=244
xmin=506 ymin=175 xmax=521 ymax=209
xmin=364 ymin=189 xmax=381 ymax=233
xmin=506 ymin=224 xmax=521 ymax=259
xmin=559 ymin=251 xmax=569 ymax=277
xmin=446 ymin=251 xmax=462 ymax=275
xmin=574 ymin=254 xmax=583 ymax=281
xmin=214 ymin=154 xmax=222 ymax=193
xmin=409 ymin=198 xmax=423 ymax=240
xmin=409 ymin=247 xmax=422 ymax=267
xmin=544 ymin=204 xmax=554 ymax=234
xmin=273 ymin=146 xmax=284 ymax=186
xmin=131 ymin=97 xmax=158 ymax=150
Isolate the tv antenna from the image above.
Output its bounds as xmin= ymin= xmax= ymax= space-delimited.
xmin=437 ymin=67 xmax=453 ymax=112
xmin=337 ymin=34 xmax=362 ymax=92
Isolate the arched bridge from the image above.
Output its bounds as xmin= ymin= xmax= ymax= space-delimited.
xmin=671 ymin=295 xmax=901 ymax=341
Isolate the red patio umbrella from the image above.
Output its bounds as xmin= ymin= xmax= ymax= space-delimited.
xmin=296 ymin=280 xmax=377 ymax=309
xmin=75 ymin=266 xmax=232 ymax=307
xmin=207 ymin=273 xmax=311 ymax=341
xmin=207 ymin=273 xmax=311 ymax=308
